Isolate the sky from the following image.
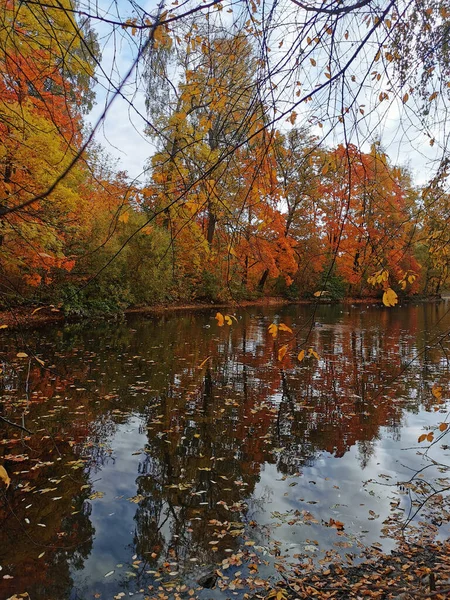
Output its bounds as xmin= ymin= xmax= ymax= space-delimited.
xmin=84 ymin=0 xmax=444 ymax=187
xmin=85 ymin=0 xmax=158 ymax=183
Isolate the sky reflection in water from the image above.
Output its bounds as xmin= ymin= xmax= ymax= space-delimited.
xmin=1 ymin=301 xmax=450 ymax=599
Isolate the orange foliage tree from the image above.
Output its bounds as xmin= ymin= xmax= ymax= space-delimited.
xmin=0 ymin=0 xmax=97 ymax=300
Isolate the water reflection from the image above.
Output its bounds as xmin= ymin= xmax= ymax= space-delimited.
xmin=0 ymin=302 xmax=449 ymax=598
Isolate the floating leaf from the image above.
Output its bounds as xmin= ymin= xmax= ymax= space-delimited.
xmin=382 ymin=288 xmax=398 ymax=307
xmin=278 ymin=323 xmax=293 ymax=334
xmin=198 ymin=356 xmax=211 ymax=369
xmin=104 ymin=570 xmax=115 ymax=578
xmin=0 ymin=465 xmax=11 ymax=488
xmin=308 ymin=348 xmax=320 ymax=360
xmin=278 ymin=345 xmax=288 ymax=361
xmin=89 ymin=491 xmax=105 ymax=500
xmin=16 ymin=352 xmax=28 ymax=358
xmin=439 ymin=423 xmax=448 ymax=432
xmin=0 ymin=324 xmax=8 ymax=329
xmin=215 ymin=312 xmax=224 ymax=327
xmin=224 ymin=315 xmax=233 ymax=325
xmin=298 ymin=349 xmax=305 ymax=362
xmin=329 ymin=518 xmax=344 ymax=530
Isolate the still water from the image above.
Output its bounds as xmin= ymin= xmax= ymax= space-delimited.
xmin=1 ymin=302 xmax=450 ymax=599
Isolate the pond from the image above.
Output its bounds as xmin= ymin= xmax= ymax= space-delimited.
xmin=1 ymin=301 xmax=450 ymax=599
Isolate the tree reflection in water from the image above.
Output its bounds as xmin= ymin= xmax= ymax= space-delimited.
xmin=0 ymin=303 xmax=449 ymax=598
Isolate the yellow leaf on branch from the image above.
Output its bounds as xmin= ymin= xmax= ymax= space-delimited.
xmin=0 ymin=465 xmax=10 ymax=489
xmin=268 ymin=323 xmax=278 ymax=338
xmin=382 ymin=288 xmax=398 ymax=307
xmin=278 ymin=344 xmax=288 ymax=361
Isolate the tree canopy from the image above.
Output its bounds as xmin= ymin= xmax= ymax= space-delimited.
xmin=0 ymin=0 xmax=449 ymax=310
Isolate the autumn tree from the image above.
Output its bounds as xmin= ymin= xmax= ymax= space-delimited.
xmin=145 ymin=23 xmax=286 ymax=299
xmin=3 ymin=0 xmax=450 ymax=305
xmin=419 ymin=178 xmax=450 ymax=294
xmin=315 ymin=144 xmax=420 ymax=298
xmin=0 ymin=0 xmax=98 ymax=302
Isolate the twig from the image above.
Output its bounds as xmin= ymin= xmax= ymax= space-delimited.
xmin=0 ymin=415 xmax=33 ymax=434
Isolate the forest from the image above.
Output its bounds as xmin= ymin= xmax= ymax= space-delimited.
xmin=1 ymin=0 xmax=449 ymax=317
xmin=2 ymin=2 xmax=450 ymax=598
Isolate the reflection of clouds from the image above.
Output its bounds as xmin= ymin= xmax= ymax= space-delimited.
xmin=252 ymin=415 xmax=450 ymax=563
xmin=5 ymin=303 xmax=450 ymax=596
xmin=72 ymin=417 xmax=149 ymax=590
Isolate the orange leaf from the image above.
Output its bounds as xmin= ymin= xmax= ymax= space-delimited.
xmin=432 ymin=385 xmax=442 ymax=400
xmin=278 ymin=345 xmax=288 ymax=361
xmin=298 ymin=349 xmax=305 ymax=362
xmin=418 ymin=434 xmax=427 ymax=443
xmin=268 ymin=323 xmax=278 ymax=338
xmin=427 ymin=432 xmax=434 ymax=442
xmin=215 ymin=312 xmax=224 ymax=327
xmin=278 ymin=323 xmax=293 ymax=334
xmin=439 ymin=423 xmax=448 ymax=432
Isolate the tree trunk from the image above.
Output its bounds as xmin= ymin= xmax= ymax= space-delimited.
xmin=258 ymin=268 xmax=269 ymax=291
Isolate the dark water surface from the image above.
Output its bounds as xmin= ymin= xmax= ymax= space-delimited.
xmin=1 ymin=302 xmax=450 ymax=599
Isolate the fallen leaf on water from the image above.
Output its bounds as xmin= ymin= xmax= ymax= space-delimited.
xmin=104 ymin=570 xmax=114 ymax=577
xmin=198 ymin=356 xmax=211 ymax=369
xmin=89 ymin=491 xmax=105 ymax=500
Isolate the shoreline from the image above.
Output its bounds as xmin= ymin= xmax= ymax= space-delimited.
xmin=0 ymin=294 xmax=444 ymax=330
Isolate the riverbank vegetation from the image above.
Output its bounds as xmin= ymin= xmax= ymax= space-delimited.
xmin=1 ymin=0 xmax=450 ymax=317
